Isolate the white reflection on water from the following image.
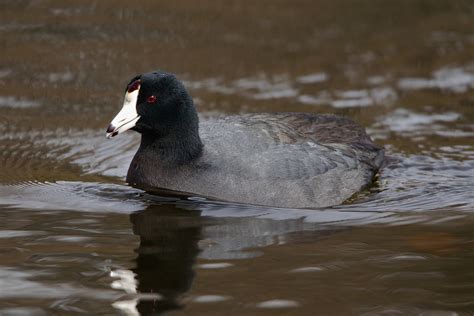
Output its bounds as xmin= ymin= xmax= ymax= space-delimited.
xmin=110 ymin=269 xmax=137 ymax=294
xmin=192 ymin=295 xmax=231 ymax=303
xmin=368 ymin=108 xmax=474 ymax=140
xmin=379 ymin=108 xmax=461 ymax=133
xmin=398 ymin=67 xmax=474 ymax=93
xmin=0 ymin=266 xmax=120 ymax=300
xmin=185 ymin=74 xmax=300 ymax=100
xmin=256 ymin=299 xmax=300 ymax=309
xmin=112 ymin=299 xmax=139 ymax=316
xmin=289 ymin=266 xmax=324 ymax=273
xmin=48 ymin=71 xmax=74 ymax=83
xmin=0 ymin=69 xmax=12 ymax=78
xmin=110 ymin=269 xmax=162 ymax=315
xmin=367 ymin=75 xmax=388 ymax=85
xmin=331 ymin=96 xmax=373 ymax=108
xmin=196 ymin=262 xmax=234 ymax=269
xmin=439 ymin=145 xmax=474 ymax=160
xmin=298 ymin=92 xmax=331 ymax=105
xmin=185 ymin=74 xmax=398 ymax=107
xmin=0 ymin=96 xmax=41 ymax=108
xmin=182 ymin=65 xmax=474 ymax=109
xmin=0 ymin=230 xmax=44 ymax=238
xmin=296 ymin=72 xmax=328 ymax=84
xmin=299 ymin=86 xmax=398 ymax=108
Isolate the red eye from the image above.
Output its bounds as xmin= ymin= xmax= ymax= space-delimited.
xmin=147 ymin=95 xmax=157 ymax=104
xmin=127 ymin=80 xmax=141 ymax=93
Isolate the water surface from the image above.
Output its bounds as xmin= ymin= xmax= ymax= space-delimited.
xmin=1 ymin=1 xmax=474 ymax=315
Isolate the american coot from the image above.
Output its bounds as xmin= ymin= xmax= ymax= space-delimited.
xmin=106 ymin=71 xmax=384 ymax=208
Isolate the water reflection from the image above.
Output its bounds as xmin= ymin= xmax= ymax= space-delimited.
xmin=124 ymin=201 xmax=348 ymax=314
xmin=108 ymin=195 xmax=474 ymax=315
xmin=398 ymin=66 xmax=474 ymax=93
xmin=129 ymin=206 xmax=202 ymax=314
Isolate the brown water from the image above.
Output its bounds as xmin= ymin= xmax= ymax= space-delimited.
xmin=1 ymin=1 xmax=474 ymax=315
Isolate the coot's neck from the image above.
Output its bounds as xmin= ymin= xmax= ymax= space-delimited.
xmin=138 ymin=125 xmax=204 ymax=166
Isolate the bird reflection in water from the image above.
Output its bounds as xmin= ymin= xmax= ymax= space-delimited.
xmin=113 ymin=197 xmax=345 ymax=315
xmin=128 ymin=204 xmax=203 ymax=314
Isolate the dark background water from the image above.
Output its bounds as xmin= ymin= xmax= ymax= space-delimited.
xmin=1 ymin=1 xmax=473 ymax=315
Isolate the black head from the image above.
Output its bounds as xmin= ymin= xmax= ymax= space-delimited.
xmin=106 ymin=71 xmax=198 ymax=139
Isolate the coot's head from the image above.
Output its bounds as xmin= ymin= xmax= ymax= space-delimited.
xmin=106 ymin=71 xmax=197 ymax=139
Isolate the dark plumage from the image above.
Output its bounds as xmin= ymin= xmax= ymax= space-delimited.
xmin=106 ymin=71 xmax=384 ymax=208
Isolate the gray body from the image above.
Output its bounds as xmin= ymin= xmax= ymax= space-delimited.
xmin=126 ymin=113 xmax=384 ymax=209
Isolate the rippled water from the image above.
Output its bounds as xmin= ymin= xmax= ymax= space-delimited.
xmin=1 ymin=1 xmax=474 ymax=315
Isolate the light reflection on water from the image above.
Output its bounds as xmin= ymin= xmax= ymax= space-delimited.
xmin=1 ymin=0 xmax=474 ymax=315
